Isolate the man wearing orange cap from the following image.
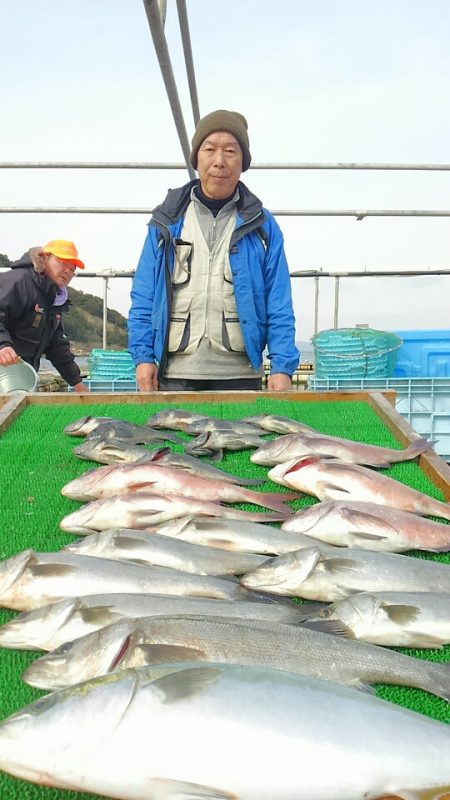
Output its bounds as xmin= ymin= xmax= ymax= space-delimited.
xmin=0 ymin=241 xmax=89 ymax=392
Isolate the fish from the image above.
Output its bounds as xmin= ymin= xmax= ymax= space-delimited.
xmin=243 ymin=413 xmax=317 ymax=434
xmin=63 ymin=415 xmax=183 ymax=445
xmin=63 ymin=529 xmax=269 ymax=575
xmin=2 ymin=664 xmax=450 ymax=800
xmin=185 ymin=429 xmax=264 ymax=460
xmin=281 ymin=499 xmax=450 ymax=552
xmin=150 ymin=515 xmax=327 ymax=555
xmin=60 ymin=493 xmax=291 ymax=535
xmin=145 ymin=408 xmax=211 ymax=431
xmin=0 ymin=592 xmax=309 ymax=652
xmin=0 ymin=550 xmax=261 ymax=611
xmin=268 ymin=454 xmax=450 ymax=520
xmin=300 ymin=591 xmax=450 ymax=648
xmin=184 ymin=418 xmax=264 ymax=437
xmin=61 ymin=462 xmax=298 ymax=513
xmin=251 ymin=431 xmax=433 ymax=467
xmin=150 ymin=449 xmax=264 ymax=485
xmin=73 ymin=437 xmax=167 ymax=465
xmin=21 ymin=613 xmax=450 ymax=701
xmin=240 ymin=544 xmax=450 ymax=600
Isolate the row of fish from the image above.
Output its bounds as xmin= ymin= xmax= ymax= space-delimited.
xmin=0 ymin=406 xmax=449 ymax=800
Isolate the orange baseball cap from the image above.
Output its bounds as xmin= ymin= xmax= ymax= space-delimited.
xmin=43 ymin=240 xmax=85 ymax=269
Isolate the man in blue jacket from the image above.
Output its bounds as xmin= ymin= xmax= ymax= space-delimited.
xmin=128 ymin=109 xmax=299 ymax=392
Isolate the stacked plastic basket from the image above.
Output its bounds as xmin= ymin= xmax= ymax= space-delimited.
xmin=312 ymin=328 xmax=403 ymax=379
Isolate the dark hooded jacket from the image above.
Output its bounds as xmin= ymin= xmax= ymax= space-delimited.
xmin=0 ymin=250 xmax=82 ymax=386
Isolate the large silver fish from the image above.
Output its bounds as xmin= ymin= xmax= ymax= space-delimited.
xmin=150 ymin=515 xmax=327 ymax=555
xmin=63 ymin=415 xmax=183 ymax=445
xmin=2 ymin=664 xmax=450 ymax=800
xmin=60 ymin=493 xmax=291 ymax=535
xmin=240 ymin=544 xmax=450 ymax=600
xmin=281 ymin=499 xmax=450 ymax=552
xmin=252 ymin=431 xmax=433 ymax=467
xmin=63 ymin=529 xmax=269 ymax=575
xmin=22 ymin=614 xmax=450 ymax=701
xmin=243 ymin=413 xmax=317 ymax=434
xmin=0 ymin=550 xmax=259 ymax=611
xmin=61 ymin=462 xmax=297 ymax=513
xmin=0 ymin=592 xmax=308 ymax=651
xmin=301 ymin=591 xmax=450 ymax=648
xmin=268 ymin=454 xmax=450 ymax=520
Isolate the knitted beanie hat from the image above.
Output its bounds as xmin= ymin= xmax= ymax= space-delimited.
xmin=190 ymin=109 xmax=251 ymax=172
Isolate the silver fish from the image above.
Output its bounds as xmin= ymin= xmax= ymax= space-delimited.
xmin=184 ymin=418 xmax=264 ymax=436
xmin=22 ymin=614 xmax=450 ymax=702
xmin=0 ymin=592 xmax=308 ymax=651
xmin=268 ymin=454 xmax=450 ymax=520
xmin=151 ymin=449 xmax=264 ymax=485
xmin=61 ymin=462 xmax=297 ymax=513
xmin=150 ymin=515 xmax=327 ymax=555
xmin=63 ymin=415 xmax=183 ymax=445
xmin=185 ymin=429 xmax=264 ymax=460
xmin=60 ymin=493 xmax=290 ymax=535
xmin=240 ymin=544 xmax=450 ymax=600
xmin=63 ymin=529 xmax=269 ymax=575
xmin=281 ymin=499 xmax=450 ymax=552
xmin=252 ymin=431 xmax=433 ymax=467
xmin=0 ymin=549 xmax=258 ymax=611
xmin=302 ymin=591 xmax=450 ymax=648
xmin=3 ymin=664 xmax=450 ymax=800
xmin=243 ymin=413 xmax=317 ymax=434
xmin=145 ymin=408 xmax=211 ymax=431
xmin=73 ymin=437 xmax=166 ymax=465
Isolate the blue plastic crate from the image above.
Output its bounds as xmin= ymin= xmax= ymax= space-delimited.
xmin=308 ymin=376 xmax=450 ymax=461
xmin=312 ymin=328 xmax=402 ymax=379
xmin=87 ymin=349 xmax=136 ymax=380
xmin=392 ymin=329 xmax=450 ymax=378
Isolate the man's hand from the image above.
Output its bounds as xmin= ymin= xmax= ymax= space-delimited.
xmin=72 ymin=381 xmax=90 ymax=394
xmin=136 ymin=362 xmax=159 ymax=392
xmin=267 ymin=373 xmax=292 ymax=392
xmin=0 ymin=346 xmax=20 ymax=366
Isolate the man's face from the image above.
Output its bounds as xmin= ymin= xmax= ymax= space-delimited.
xmin=197 ymin=131 xmax=243 ymax=200
xmin=44 ymin=254 xmax=77 ymax=287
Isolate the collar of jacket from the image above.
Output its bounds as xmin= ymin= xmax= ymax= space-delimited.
xmin=149 ymin=179 xmax=265 ymax=230
xmin=10 ymin=255 xmax=58 ymax=305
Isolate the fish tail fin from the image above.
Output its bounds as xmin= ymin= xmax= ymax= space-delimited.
xmin=392 ymin=788 xmax=450 ymax=800
xmin=420 ymin=660 xmax=450 ymax=703
xmin=404 ymin=437 xmax=436 ymax=459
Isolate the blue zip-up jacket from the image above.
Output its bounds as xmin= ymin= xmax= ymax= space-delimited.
xmin=128 ymin=179 xmax=299 ymax=379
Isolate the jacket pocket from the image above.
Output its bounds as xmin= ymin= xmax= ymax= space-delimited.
xmin=172 ymin=240 xmax=192 ymax=285
xmin=222 ymin=296 xmax=245 ymax=352
xmin=168 ymin=295 xmax=192 ymax=353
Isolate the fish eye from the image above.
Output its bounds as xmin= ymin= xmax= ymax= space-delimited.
xmin=319 ymin=608 xmax=332 ymax=618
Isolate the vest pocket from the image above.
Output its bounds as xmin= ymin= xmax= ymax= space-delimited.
xmin=172 ymin=240 xmax=192 ymax=285
xmin=168 ymin=295 xmax=192 ymax=352
xmin=222 ymin=296 xmax=245 ymax=352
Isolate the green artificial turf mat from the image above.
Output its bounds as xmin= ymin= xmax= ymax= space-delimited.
xmin=0 ymin=397 xmax=449 ymax=799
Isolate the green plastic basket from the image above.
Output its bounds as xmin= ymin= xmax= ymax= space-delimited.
xmin=312 ymin=328 xmax=403 ymax=379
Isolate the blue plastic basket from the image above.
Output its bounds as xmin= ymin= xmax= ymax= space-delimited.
xmin=312 ymin=328 xmax=402 ymax=379
xmin=88 ymin=349 xmax=136 ymax=380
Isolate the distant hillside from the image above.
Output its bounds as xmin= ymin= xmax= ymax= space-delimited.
xmin=66 ymin=287 xmax=128 ymax=352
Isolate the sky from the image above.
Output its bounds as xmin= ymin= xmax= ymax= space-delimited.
xmin=1 ymin=0 xmax=449 ymax=350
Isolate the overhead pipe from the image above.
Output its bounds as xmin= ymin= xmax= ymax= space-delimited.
xmin=176 ymin=0 xmax=200 ymax=126
xmin=142 ymin=0 xmax=195 ymax=179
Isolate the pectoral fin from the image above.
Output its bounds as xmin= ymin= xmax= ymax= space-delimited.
xmin=383 ymin=603 xmax=421 ymax=626
xmin=136 ymin=644 xmax=206 ymax=663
